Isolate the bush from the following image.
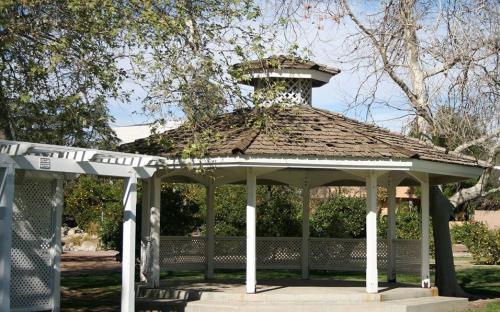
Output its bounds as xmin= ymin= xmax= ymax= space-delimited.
xmin=65 ymin=176 xmax=123 ymax=249
xmin=310 ymin=195 xmax=367 ymax=238
xmin=214 ymin=185 xmax=301 ymax=237
xmin=451 ymin=221 xmax=500 ymax=265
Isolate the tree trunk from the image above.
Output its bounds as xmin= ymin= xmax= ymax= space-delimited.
xmin=430 ymin=186 xmax=468 ymax=297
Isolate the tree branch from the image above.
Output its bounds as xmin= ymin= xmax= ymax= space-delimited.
xmin=339 ymin=0 xmax=418 ymax=105
xmin=453 ymin=128 xmax=500 ymax=154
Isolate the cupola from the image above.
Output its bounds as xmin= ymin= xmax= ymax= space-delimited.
xmin=233 ymin=55 xmax=340 ymax=106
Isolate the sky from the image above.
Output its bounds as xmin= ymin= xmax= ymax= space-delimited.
xmin=108 ymin=1 xmax=411 ymax=133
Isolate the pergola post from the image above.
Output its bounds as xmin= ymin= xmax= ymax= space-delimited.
xmin=51 ymin=178 xmax=64 ymax=312
xmin=0 ymin=165 xmax=15 ymax=312
xmin=205 ymin=182 xmax=215 ymax=279
xmin=121 ymin=173 xmax=138 ymax=312
xmin=420 ymin=174 xmax=430 ymax=288
xmin=366 ymin=172 xmax=378 ymax=294
xmin=387 ymin=176 xmax=397 ymax=283
xmin=140 ymin=179 xmax=151 ymax=284
xmin=150 ymin=175 xmax=161 ymax=288
xmin=246 ymin=168 xmax=257 ymax=294
xmin=301 ymin=180 xmax=310 ymax=279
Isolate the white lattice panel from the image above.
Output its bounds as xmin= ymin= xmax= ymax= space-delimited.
xmin=310 ymin=238 xmax=369 ymax=271
xmin=257 ymin=237 xmax=301 ymax=269
xmin=214 ymin=237 xmax=246 ymax=269
xmin=160 ymin=236 xmax=421 ymax=274
xmin=394 ymin=239 xmax=421 ymax=274
xmin=159 ymin=236 xmax=206 ymax=271
xmin=11 ymin=178 xmax=56 ymax=311
xmin=257 ymin=78 xmax=313 ymax=106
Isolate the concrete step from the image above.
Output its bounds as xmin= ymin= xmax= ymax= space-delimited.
xmin=137 ymin=287 xmax=436 ymax=303
xmin=179 ymin=296 xmax=468 ymax=312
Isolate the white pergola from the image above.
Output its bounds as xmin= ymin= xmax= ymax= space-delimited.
xmin=0 ymin=140 xmax=163 ymax=312
xmin=0 ymin=139 xmax=483 ymax=312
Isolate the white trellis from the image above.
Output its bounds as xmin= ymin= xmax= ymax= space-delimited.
xmin=0 ymin=140 xmax=162 ymax=312
xmin=159 ymin=236 xmax=421 ymax=274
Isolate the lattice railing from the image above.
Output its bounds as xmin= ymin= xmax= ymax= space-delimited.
xmin=159 ymin=236 xmax=421 ymax=274
xmin=159 ymin=236 xmax=206 ymax=270
xmin=394 ymin=239 xmax=421 ymax=274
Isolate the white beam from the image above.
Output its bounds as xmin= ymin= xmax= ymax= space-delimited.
xmin=0 ymin=165 xmax=15 ymax=312
xmin=246 ymin=168 xmax=257 ymax=294
xmin=366 ymin=172 xmax=378 ymax=293
xmin=10 ymin=155 xmax=157 ymax=178
xmin=206 ymin=182 xmax=216 ymax=279
xmin=301 ymin=180 xmax=310 ymax=279
xmin=387 ymin=175 xmax=397 ymax=283
xmin=140 ymin=179 xmax=151 ymax=284
xmin=150 ymin=175 xmax=161 ymax=288
xmin=420 ymin=174 xmax=431 ymax=288
xmin=121 ymin=174 xmax=138 ymax=312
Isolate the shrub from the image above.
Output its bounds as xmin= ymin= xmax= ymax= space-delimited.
xmin=310 ymin=195 xmax=367 ymax=238
xmin=64 ymin=176 xmax=123 ymax=249
xmin=451 ymin=221 xmax=500 ymax=265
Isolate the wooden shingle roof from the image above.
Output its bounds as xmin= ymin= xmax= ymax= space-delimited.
xmin=120 ymin=106 xmax=480 ymax=167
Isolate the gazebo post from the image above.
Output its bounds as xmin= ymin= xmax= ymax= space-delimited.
xmin=150 ymin=175 xmax=162 ymax=288
xmin=387 ymin=175 xmax=397 ymax=283
xmin=205 ymin=182 xmax=216 ymax=279
xmin=121 ymin=173 xmax=138 ymax=312
xmin=366 ymin=171 xmax=378 ymax=294
xmin=301 ymin=179 xmax=310 ymax=279
xmin=140 ymin=179 xmax=151 ymax=284
xmin=420 ymin=174 xmax=430 ymax=288
xmin=246 ymin=168 xmax=257 ymax=294
xmin=0 ymin=165 xmax=15 ymax=312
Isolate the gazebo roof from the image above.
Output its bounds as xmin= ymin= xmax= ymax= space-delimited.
xmin=120 ymin=105 xmax=480 ymax=168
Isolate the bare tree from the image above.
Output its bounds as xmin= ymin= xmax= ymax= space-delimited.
xmin=274 ymin=0 xmax=499 ymax=296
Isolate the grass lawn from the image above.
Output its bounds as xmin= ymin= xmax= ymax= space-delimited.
xmin=60 ymin=266 xmax=500 ymax=311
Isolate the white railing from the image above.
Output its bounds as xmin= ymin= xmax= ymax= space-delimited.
xmin=159 ymin=236 xmax=421 ymax=274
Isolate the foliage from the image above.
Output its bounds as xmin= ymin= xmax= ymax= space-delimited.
xmin=64 ymin=176 xmax=123 ymax=248
xmin=310 ymin=195 xmax=367 ymax=238
xmin=451 ymin=222 xmax=500 ymax=265
xmin=214 ymin=185 xmax=302 ymax=237
xmin=0 ymin=0 xmax=123 ymax=147
xmin=159 ymin=184 xmax=206 ymax=236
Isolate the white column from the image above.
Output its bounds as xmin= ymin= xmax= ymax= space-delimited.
xmin=206 ymin=182 xmax=216 ymax=279
xmin=150 ymin=175 xmax=161 ymax=288
xmin=121 ymin=173 xmax=138 ymax=312
xmin=51 ymin=179 xmax=64 ymax=312
xmin=387 ymin=176 xmax=397 ymax=283
xmin=0 ymin=165 xmax=15 ymax=312
xmin=420 ymin=174 xmax=430 ymax=288
xmin=366 ymin=172 xmax=378 ymax=293
xmin=301 ymin=181 xmax=310 ymax=279
xmin=246 ymin=168 xmax=257 ymax=294
xmin=140 ymin=179 xmax=151 ymax=284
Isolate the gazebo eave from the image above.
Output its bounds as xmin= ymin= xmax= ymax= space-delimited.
xmin=157 ymin=155 xmax=484 ymax=183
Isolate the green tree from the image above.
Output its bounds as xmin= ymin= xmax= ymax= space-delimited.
xmin=64 ymin=176 xmax=124 ymax=248
xmin=310 ymin=195 xmax=367 ymax=238
xmin=0 ymin=0 xmax=124 ymax=147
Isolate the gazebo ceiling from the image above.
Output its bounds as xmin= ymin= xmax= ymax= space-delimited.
xmin=120 ymin=105 xmax=480 ymax=169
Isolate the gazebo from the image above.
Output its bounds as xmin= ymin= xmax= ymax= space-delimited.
xmin=122 ymin=55 xmax=483 ymax=302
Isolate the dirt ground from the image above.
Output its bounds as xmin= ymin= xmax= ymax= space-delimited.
xmin=62 ymin=250 xmax=121 ymax=273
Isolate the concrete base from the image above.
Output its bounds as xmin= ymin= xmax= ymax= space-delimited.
xmin=136 ymin=279 xmax=468 ymax=312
